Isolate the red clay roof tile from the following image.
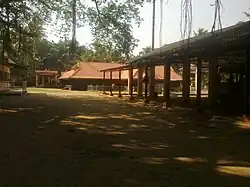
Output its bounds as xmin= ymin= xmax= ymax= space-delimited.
xmin=59 ymin=62 xmax=182 ymax=81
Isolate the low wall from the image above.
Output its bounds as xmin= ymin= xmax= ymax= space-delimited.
xmin=0 ymin=81 xmax=10 ymax=91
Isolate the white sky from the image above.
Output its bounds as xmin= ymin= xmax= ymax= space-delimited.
xmin=47 ymin=0 xmax=250 ymax=55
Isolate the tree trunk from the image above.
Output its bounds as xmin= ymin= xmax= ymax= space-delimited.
xmin=71 ymin=0 xmax=77 ymax=55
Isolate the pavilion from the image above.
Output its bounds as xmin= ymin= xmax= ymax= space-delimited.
xmin=35 ymin=69 xmax=58 ymax=87
xmin=100 ymin=21 xmax=250 ymax=114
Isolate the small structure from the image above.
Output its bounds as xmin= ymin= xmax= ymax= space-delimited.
xmin=35 ymin=69 xmax=58 ymax=87
xmin=0 ymin=55 xmax=27 ymax=94
xmin=0 ymin=55 xmax=19 ymax=91
xmin=0 ymin=63 xmax=11 ymax=91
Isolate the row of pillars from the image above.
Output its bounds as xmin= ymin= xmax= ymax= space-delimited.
xmin=102 ymin=57 xmax=219 ymax=108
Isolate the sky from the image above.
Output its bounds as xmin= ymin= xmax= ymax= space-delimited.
xmin=47 ymin=0 xmax=250 ymax=55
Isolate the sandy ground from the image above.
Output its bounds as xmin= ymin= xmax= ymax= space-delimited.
xmin=0 ymin=88 xmax=250 ymax=187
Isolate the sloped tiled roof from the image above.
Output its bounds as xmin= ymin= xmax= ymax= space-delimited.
xmin=59 ymin=62 xmax=182 ymax=81
xmin=59 ymin=62 xmax=124 ymax=79
xmin=59 ymin=69 xmax=76 ymax=79
xmin=132 ymin=66 xmax=182 ymax=81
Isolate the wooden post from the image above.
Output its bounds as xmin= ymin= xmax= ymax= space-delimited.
xmin=118 ymin=70 xmax=122 ymax=97
xmin=103 ymin=71 xmax=106 ymax=94
xmin=182 ymin=57 xmax=190 ymax=104
xmin=41 ymin=76 xmax=44 ymax=86
xmin=196 ymin=58 xmax=202 ymax=106
xmin=137 ymin=67 xmax=143 ymax=97
xmin=48 ymin=76 xmax=51 ymax=84
xmin=128 ymin=68 xmax=133 ymax=99
xmin=144 ymin=67 xmax=149 ymax=103
xmin=149 ymin=65 xmax=155 ymax=98
xmin=35 ymin=73 xmax=39 ymax=87
xmin=110 ymin=71 xmax=113 ymax=96
xmin=164 ymin=61 xmax=171 ymax=105
xmin=208 ymin=56 xmax=218 ymax=109
xmin=245 ymin=49 xmax=250 ymax=115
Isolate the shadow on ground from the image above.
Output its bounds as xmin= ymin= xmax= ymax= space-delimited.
xmin=0 ymin=90 xmax=250 ymax=187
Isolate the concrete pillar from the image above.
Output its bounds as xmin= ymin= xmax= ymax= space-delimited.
xmin=103 ymin=71 xmax=106 ymax=94
xmin=182 ymin=57 xmax=191 ymax=104
xmin=35 ymin=74 xmax=39 ymax=87
xmin=149 ymin=65 xmax=155 ymax=97
xmin=118 ymin=70 xmax=122 ymax=97
xmin=164 ymin=61 xmax=171 ymax=105
xmin=137 ymin=67 xmax=143 ymax=97
xmin=110 ymin=71 xmax=113 ymax=96
xmin=196 ymin=59 xmax=202 ymax=105
xmin=208 ymin=56 xmax=218 ymax=108
xmin=128 ymin=68 xmax=133 ymax=99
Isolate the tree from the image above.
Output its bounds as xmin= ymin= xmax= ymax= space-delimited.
xmin=80 ymin=41 xmax=125 ymax=63
xmin=138 ymin=46 xmax=152 ymax=56
xmin=244 ymin=8 xmax=250 ymax=19
xmin=193 ymin=28 xmax=208 ymax=37
xmin=53 ymin=0 xmax=150 ymax=61
xmin=0 ymin=0 xmax=58 ymax=63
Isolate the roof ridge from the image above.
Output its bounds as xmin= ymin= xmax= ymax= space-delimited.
xmin=69 ymin=67 xmax=81 ymax=78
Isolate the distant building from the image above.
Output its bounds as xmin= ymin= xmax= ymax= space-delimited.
xmin=59 ymin=62 xmax=182 ymax=91
xmin=35 ymin=69 xmax=58 ymax=88
xmin=0 ymin=56 xmax=17 ymax=91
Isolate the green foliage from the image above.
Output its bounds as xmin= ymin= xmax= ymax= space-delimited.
xmin=193 ymin=28 xmax=208 ymax=37
xmin=244 ymin=8 xmax=250 ymax=19
xmin=138 ymin=46 xmax=152 ymax=56
xmin=86 ymin=0 xmax=149 ymax=60
xmin=81 ymin=41 xmax=125 ymax=63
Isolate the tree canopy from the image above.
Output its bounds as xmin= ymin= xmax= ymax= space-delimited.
xmin=193 ymin=28 xmax=209 ymax=37
xmin=0 ymin=0 xmax=228 ymax=82
xmin=244 ymin=8 xmax=250 ymax=19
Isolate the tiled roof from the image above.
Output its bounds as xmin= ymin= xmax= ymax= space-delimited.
xmin=60 ymin=70 xmax=77 ymax=79
xmin=132 ymin=66 xmax=182 ymax=81
xmin=59 ymin=62 xmax=182 ymax=81
xmin=59 ymin=62 xmax=125 ymax=79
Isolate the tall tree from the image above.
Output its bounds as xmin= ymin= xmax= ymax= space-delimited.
xmin=193 ymin=28 xmax=209 ymax=37
xmin=54 ymin=0 xmax=149 ymax=61
xmin=244 ymin=8 xmax=250 ymax=19
xmin=138 ymin=46 xmax=152 ymax=56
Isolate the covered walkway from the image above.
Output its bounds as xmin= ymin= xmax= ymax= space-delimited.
xmin=101 ymin=21 xmax=250 ymax=114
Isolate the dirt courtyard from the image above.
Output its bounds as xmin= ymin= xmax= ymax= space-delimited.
xmin=0 ymin=88 xmax=250 ymax=187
